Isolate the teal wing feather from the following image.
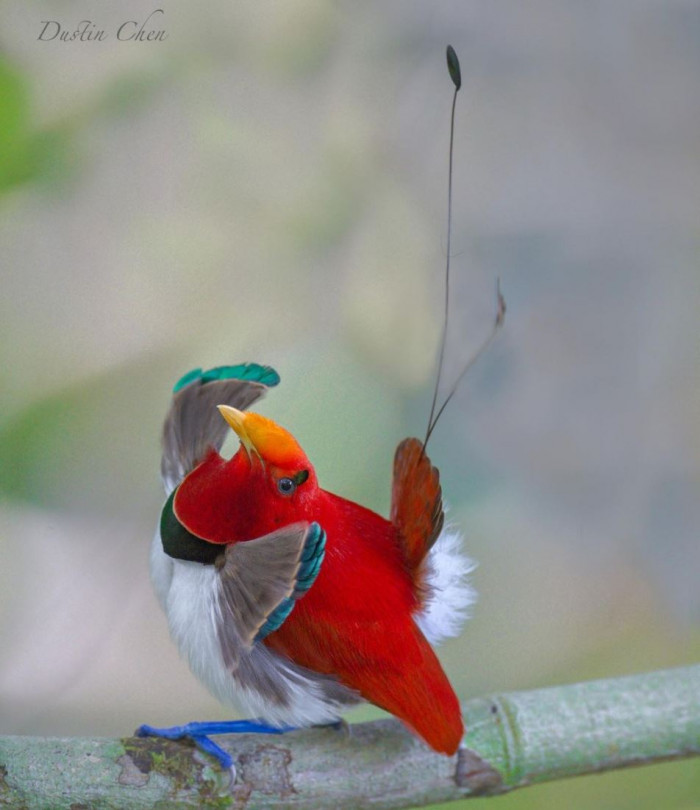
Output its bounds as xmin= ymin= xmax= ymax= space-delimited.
xmin=161 ymin=362 xmax=280 ymax=492
xmin=215 ymin=522 xmax=326 ymax=659
xmin=173 ymin=363 xmax=280 ymax=393
xmin=255 ymin=597 xmax=296 ymax=641
xmin=255 ymin=523 xmax=326 ymax=640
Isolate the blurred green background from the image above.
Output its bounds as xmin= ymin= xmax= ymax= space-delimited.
xmin=1 ymin=2 xmax=699 ymax=808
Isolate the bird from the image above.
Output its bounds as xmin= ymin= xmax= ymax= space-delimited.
xmin=138 ymin=362 xmax=476 ymax=770
xmin=137 ymin=45 xmax=504 ymax=773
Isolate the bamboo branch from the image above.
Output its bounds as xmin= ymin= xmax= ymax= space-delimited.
xmin=1 ymin=665 xmax=698 ymax=809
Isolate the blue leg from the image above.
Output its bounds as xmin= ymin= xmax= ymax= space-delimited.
xmin=135 ymin=720 xmax=297 ymax=770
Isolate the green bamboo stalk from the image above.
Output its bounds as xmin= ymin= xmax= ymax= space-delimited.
xmin=459 ymin=664 xmax=700 ymax=791
xmin=0 ymin=665 xmax=698 ymax=809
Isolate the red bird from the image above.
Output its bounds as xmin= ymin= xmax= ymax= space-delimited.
xmin=141 ymin=363 xmax=475 ymax=768
xmin=138 ymin=45 xmax=502 ymax=773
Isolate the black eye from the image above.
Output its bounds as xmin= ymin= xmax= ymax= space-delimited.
xmin=277 ymin=477 xmax=295 ymax=495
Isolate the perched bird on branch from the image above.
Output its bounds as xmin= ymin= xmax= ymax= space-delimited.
xmin=140 ymin=362 xmax=476 ymax=769
xmin=138 ymin=46 xmax=504 ymax=773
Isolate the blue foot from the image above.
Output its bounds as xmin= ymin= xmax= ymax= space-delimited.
xmin=135 ymin=720 xmax=296 ymax=770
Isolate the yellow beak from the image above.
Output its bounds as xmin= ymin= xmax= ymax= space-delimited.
xmin=217 ymin=405 xmax=258 ymax=459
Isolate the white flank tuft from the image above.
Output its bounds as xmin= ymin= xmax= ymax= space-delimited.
xmin=415 ymin=527 xmax=477 ymax=646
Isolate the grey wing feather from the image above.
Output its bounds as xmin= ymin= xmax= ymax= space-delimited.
xmin=216 ymin=523 xmax=309 ymax=662
xmin=161 ymin=378 xmax=268 ymax=492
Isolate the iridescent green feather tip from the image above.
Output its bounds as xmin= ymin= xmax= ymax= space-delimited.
xmin=173 ymin=363 xmax=281 ymax=393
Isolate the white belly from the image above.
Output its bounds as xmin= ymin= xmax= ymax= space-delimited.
xmin=149 ymin=533 xmax=349 ymax=726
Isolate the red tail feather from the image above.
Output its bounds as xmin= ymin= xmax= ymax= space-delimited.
xmin=391 ymin=438 xmax=445 ymax=600
xmin=363 ymin=631 xmax=464 ymax=755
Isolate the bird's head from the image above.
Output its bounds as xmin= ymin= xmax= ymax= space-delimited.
xmin=217 ymin=405 xmax=317 ymax=499
xmin=172 ymin=406 xmax=319 ymax=543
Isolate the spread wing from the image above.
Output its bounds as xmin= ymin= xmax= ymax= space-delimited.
xmin=213 ymin=522 xmax=359 ymax=717
xmin=160 ymin=363 xmax=280 ymax=492
xmin=216 ymin=522 xmax=326 ymax=659
xmin=390 ymin=437 xmax=444 ymax=577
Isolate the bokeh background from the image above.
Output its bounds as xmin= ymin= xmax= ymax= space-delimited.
xmin=1 ymin=2 xmax=699 ymax=808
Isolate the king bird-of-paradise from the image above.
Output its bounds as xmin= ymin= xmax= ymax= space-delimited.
xmin=137 ymin=46 xmax=505 ymax=774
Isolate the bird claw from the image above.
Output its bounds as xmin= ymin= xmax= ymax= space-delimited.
xmin=135 ymin=723 xmax=233 ymax=770
xmin=135 ymin=720 xmax=296 ymax=772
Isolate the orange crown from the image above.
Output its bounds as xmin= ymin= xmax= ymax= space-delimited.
xmin=217 ymin=406 xmax=305 ymax=468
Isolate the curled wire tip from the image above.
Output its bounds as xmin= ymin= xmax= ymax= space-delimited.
xmin=423 ymin=45 xmax=505 ymax=452
xmin=446 ymin=45 xmax=462 ymax=91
